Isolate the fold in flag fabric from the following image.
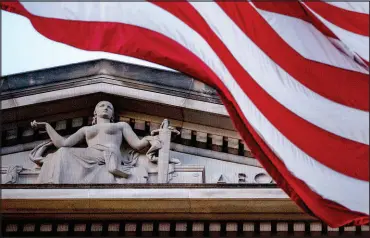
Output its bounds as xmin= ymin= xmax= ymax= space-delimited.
xmin=1 ymin=1 xmax=368 ymax=228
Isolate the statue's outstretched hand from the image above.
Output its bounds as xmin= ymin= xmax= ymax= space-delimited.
xmin=31 ymin=120 xmax=49 ymax=129
xmin=145 ymin=135 xmax=162 ymax=154
xmin=145 ymin=135 xmax=162 ymax=162
xmin=150 ymin=129 xmax=160 ymax=136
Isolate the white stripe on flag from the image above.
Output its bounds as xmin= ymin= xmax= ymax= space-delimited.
xmin=302 ymin=2 xmax=369 ymax=62
xmin=252 ymin=6 xmax=367 ymax=73
xmin=326 ymin=2 xmax=369 ymax=15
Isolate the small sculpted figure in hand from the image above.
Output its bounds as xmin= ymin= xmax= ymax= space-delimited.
xmin=30 ymin=101 xmax=161 ymax=184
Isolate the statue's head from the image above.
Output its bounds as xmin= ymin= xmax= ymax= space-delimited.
xmin=92 ymin=101 xmax=115 ymax=125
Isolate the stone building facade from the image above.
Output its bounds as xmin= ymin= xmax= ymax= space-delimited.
xmin=1 ymin=60 xmax=368 ymax=237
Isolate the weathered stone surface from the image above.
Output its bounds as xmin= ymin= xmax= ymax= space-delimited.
xmin=171 ymin=151 xmax=267 ymax=184
xmin=26 ymin=101 xmax=179 ymax=184
xmin=3 ymin=165 xmax=23 ymax=184
xmin=1 ymin=59 xmax=218 ymax=102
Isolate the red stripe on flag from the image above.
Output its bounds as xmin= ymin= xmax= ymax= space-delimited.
xmin=299 ymin=2 xmax=369 ymax=66
xmin=0 ymin=1 xmax=30 ymax=17
xmin=219 ymin=1 xmax=369 ymax=111
xmin=221 ymin=93 xmax=369 ymax=227
xmin=304 ymin=2 xmax=369 ymax=36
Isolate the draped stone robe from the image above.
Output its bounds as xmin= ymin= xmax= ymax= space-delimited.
xmin=29 ymin=141 xmax=148 ymax=184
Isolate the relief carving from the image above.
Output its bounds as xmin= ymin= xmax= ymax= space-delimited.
xmin=28 ymin=101 xmax=179 ymax=184
xmin=3 ymin=165 xmax=23 ymax=184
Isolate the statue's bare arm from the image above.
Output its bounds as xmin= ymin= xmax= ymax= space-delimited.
xmin=31 ymin=120 xmax=85 ymax=148
xmin=120 ymin=122 xmax=154 ymax=150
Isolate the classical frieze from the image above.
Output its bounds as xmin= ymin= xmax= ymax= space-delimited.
xmin=2 ymin=114 xmax=254 ymax=159
xmin=1 ymin=100 xmax=271 ymax=185
xmin=1 ymin=117 xmax=267 ymax=184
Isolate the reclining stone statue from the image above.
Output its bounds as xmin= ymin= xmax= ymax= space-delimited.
xmin=29 ymin=101 xmax=173 ymax=184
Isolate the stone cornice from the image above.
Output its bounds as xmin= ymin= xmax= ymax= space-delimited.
xmin=2 ymin=188 xmax=313 ymax=221
xmin=0 ymin=59 xmax=220 ymax=103
xmin=1 ymin=75 xmax=222 ymax=109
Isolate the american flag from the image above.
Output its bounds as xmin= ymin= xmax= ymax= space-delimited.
xmin=1 ymin=1 xmax=368 ymax=227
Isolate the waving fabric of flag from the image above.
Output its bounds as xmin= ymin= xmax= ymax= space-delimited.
xmin=1 ymin=1 xmax=368 ymax=227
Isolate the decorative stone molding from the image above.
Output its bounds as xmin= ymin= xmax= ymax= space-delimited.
xmin=2 ymin=220 xmax=367 ymax=237
xmin=1 ymin=59 xmax=218 ymax=102
xmin=2 ymin=165 xmax=23 ymax=184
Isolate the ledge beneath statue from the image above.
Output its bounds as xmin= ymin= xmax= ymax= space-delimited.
xmin=1 ymin=187 xmax=316 ymax=221
xmin=1 ymin=164 xmax=205 ymax=184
